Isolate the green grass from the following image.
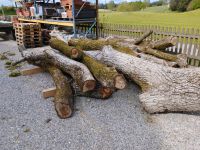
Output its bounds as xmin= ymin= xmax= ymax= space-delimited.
xmin=142 ymin=5 xmax=171 ymax=13
xmin=100 ymin=8 xmax=200 ymax=29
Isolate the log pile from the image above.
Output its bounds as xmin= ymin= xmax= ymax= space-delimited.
xmin=16 ymin=30 xmax=200 ymax=119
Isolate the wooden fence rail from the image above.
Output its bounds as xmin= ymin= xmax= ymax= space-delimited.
xmin=77 ymin=23 xmax=200 ymax=67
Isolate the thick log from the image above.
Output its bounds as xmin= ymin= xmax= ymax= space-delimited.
xmin=50 ymin=39 xmax=127 ymax=89
xmin=68 ymin=39 xmax=139 ymax=57
xmin=94 ymin=46 xmax=200 ymax=113
xmin=134 ymin=30 xmax=153 ymax=45
xmin=47 ymin=66 xmax=73 ymax=119
xmin=150 ymin=36 xmax=178 ymax=50
xmin=22 ymin=47 xmax=96 ymax=92
xmin=49 ymin=38 xmax=83 ymax=60
xmin=141 ymin=47 xmax=188 ymax=68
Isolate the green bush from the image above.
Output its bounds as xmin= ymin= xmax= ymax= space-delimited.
xmin=170 ymin=0 xmax=191 ymax=12
xmin=187 ymin=0 xmax=200 ymax=10
xmin=117 ymin=2 xmax=146 ymax=12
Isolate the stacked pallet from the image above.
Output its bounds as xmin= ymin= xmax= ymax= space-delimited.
xmin=14 ymin=23 xmax=42 ymax=48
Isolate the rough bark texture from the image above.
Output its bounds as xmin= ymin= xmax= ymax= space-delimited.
xmin=92 ymin=46 xmax=200 ymax=113
xmin=68 ymin=39 xmax=138 ymax=57
xmin=150 ymin=36 xmax=178 ymax=50
xmin=134 ymin=30 xmax=153 ymax=45
xmin=22 ymin=47 xmax=96 ymax=92
xmin=141 ymin=47 xmax=188 ymax=68
xmin=49 ymin=38 xmax=83 ymax=60
xmin=47 ymin=66 xmax=73 ymax=118
xmin=50 ymin=39 xmax=127 ymax=89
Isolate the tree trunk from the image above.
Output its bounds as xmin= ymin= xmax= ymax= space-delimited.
xmin=150 ymin=36 xmax=177 ymax=50
xmin=50 ymin=39 xmax=127 ymax=90
xmin=93 ymin=46 xmax=200 ymax=113
xmin=68 ymin=38 xmax=139 ymax=57
xmin=22 ymin=47 xmax=96 ymax=92
xmin=47 ymin=66 xmax=73 ymax=119
xmin=134 ymin=30 xmax=153 ymax=45
xmin=141 ymin=46 xmax=188 ymax=68
xmin=49 ymin=38 xmax=83 ymax=60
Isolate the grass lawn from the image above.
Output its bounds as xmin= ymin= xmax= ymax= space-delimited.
xmin=100 ymin=7 xmax=200 ymax=29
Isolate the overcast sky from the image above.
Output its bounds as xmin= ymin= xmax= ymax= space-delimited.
xmin=0 ymin=0 xmax=158 ymax=6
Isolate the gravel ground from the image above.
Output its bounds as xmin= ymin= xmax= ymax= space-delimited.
xmin=0 ymin=40 xmax=200 ymax=150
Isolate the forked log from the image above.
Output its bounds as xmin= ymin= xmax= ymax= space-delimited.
xmin=47 ymin=66 xmax=73 ymax=119
xmin=150 ymin=36 xmax=178 ymax=50
xmin=50 ymin=39 xmax=127 ymax=89
xmin=134 ymin=30 xmax=153 ymax=45
xmin=22 ymin=47 xmax=96 ymax=92
xmin=94 ymin=46 xmax=200 ymax=113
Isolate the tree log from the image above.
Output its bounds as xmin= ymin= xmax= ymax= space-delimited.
xmin=47 ymin=66 xmax=73 ymax=119
xmin=134 ymin=30 xmax=153 ymax=45
xmin=22 ymin=47 xmax=96 ymax=92
xmin=50 ymin=39 xmax=127 ymax=89
xmin=94 ymin=46 xmax=200 ymax=113
xmin=150 ymin=36 xmax=178 ymax=50
xmin=141 ymin=47 xmax=188 ymax=68
xmin=68 ymin=38 xmax=139 ymax=57
xmin=49 ymin=38 xmax=83 ymax=60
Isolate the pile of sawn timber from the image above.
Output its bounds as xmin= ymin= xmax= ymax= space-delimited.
xmin=16 ymin=30 xmax=200 ymax=119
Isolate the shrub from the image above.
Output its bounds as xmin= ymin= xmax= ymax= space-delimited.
xmin=187 ymin=0 xmax=200 ymax=11
xmin=170 ymin=0 xmax=191 ymax=12
xmin=117 ymin=2 xmax=146 ymax=12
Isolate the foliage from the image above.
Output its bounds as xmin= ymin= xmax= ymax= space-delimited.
xmin=106 ymin=1 xmax=116 ymax=11
xmin=0 ymin=6 xmax=16 ymax=15
xmin=170 ymin=0 xmax=192 ymax=12
xmin=187 ymin=0 xmax=200 ymax=11
xmin=117 ymin=2 xmax=146 ymax=12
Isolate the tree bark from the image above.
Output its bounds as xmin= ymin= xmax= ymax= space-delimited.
xmin=68 ymin=38 xmax=139 ymax=57
xmin=134 ymin=30 xmax=153 ymax=45
xmin=93 ymin=46 xmax=200 ymax=113
xmin=50 ymin=39 xmax=127 ymax=90
xmin=150 ymin=36 xmax=178 ymax=50
xmin=49 ymin=38 xmax=83 ymax=60
xmin=47 ymin=66 xmax=74 ymax=119
xmin=141 ymin=46 xmax=188 ymax=68
xmin=22 ymin=47 xmax=96 ymax=92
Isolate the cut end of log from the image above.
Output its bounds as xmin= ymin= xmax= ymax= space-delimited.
xmin=99 ymin=87 xmax=113 ymax=99
xmin=82 ymin=80 xmax=96 ymax=92
xmin=55 ymin=103 xmax=72 ymax=119
xmin=71 ymin=48 xmax=80 ymax=59
xmin=114 ymin=75 xmax=127 ymax=90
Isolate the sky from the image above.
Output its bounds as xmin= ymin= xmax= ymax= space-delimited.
xmin=0 ymin=0 xmax=158 ymax=6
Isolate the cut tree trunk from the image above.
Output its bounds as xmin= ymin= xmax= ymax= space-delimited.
xmin=68 ymin=38 xmax=139 ymax=57
xmin=134 ymin=30 xmax=153 ymax=45
xmin=47 ymin=66 xmax=73 ymax=118
xmin=49 ymin=38 xmax=83 ymax=60
xmin=150 ymin=36 xmax=178 ymax=50
xmin=50 ymin=39 xmax=127 ymax=90
xmin=92 ymin=46 xmax=200 ymax=113
xmin=141 ymin=46 xmax=188 ymax=68
xmin=22 ymin=47 xmax=96 ymax=92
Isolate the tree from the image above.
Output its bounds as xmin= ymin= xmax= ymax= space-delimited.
xmin=107 ymin=0 xmax=116 ymax=11
xmin=170 ymin=0 xmax=192 ymax=12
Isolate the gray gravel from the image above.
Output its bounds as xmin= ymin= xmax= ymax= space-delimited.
xmin=0 ymin=40 xmax=200 ymax=150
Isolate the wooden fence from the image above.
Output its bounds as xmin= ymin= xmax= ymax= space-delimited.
xmin=77 ymin=23 xmax=200 ymax=67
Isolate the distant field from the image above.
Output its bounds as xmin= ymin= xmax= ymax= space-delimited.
xmin=100 ymin=8 xmax=200 ymax=29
